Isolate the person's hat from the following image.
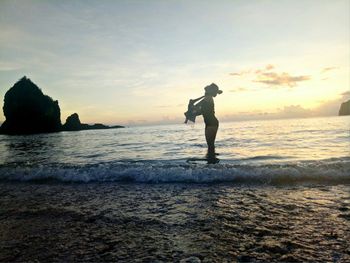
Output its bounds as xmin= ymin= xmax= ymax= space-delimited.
xmin=205 ymin=83 xmax=223 ymax=94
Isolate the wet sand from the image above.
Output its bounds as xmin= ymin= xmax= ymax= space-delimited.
xmin=0 ymin=182 xmax=349 ymax=262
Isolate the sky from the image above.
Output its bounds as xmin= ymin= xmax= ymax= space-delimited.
xmin=0 ymin=0 xmax=349 ymax=126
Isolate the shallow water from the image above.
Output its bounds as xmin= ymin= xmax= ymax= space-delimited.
xmin=0 ymin=182 xmax=349 ymax=262
xmin=0 ymin=117 xmax=349 ymax=261
xmin=0 ymin=117 xmax=350 ymax=262
xmin=1 ymin=116 xmax=349 ymax=165
xmin=0 ymin=116 xmax=349 ymax=184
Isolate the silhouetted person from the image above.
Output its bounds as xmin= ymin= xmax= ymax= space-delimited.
xmin=198 ymin=83 xmax=222 ymax=163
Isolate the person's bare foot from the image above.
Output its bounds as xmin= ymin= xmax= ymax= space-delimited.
xmin=206 ymin=152 xmax=219 ymax=158
xmin=207 ymin=157 xmax=220 ymax=164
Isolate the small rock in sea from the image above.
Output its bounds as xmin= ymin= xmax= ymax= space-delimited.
xmin=180 ymin=256 xmax=202 ymax=263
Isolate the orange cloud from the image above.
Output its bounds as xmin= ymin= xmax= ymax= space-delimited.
xmin=254 ymin=72 xmax=310 ymax=88
xmin=230 ymin=64 xmax=275 ymax=76
xmin=229 ymin=87 xmax=248 ymax=92
xmin=229 ymin=69 xmax=252 ymax=76
xmin=265 ymin=64 xmax=274 ymax=70
xmin=321 ymin=67 xmax=338 ymax=73
xmin=230 ymin=64 xmax=311 ymax=88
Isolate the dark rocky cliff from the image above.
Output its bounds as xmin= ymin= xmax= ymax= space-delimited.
xmin=1 ymin=77 xmax=61 ymax=134
xmin=338 ymin=100 xmax=350 ymax=116
xmin=1 ymin=76 xmax=124 ymax=134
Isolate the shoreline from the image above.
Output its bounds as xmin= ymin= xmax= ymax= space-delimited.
xmin=1 ymin=182 xmax=349 ymax=262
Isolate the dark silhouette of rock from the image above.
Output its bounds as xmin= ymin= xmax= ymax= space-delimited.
xmin=89 ymin=123 xmax=111 ymax=129
xmin=339 ymin=100 xmax=350 ymax=116
xmin=110 ymin=125 xmax=125 ymax=129
xmin=1 ymin=76 xmax=61 ymax=135
xmin=0 ymin=76 xmax=124 ymax=134
xmin=62 ymin=113 xmax=124 ymax=131
xmin=62 ymin=113 xmax=82 ymax=131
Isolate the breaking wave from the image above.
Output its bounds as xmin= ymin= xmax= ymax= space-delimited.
xmin=0 ymin=158 xmax=349 ymax=185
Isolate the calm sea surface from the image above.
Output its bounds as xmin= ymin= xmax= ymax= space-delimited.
xmin=0 ymin=116 xmax=349 ymax=184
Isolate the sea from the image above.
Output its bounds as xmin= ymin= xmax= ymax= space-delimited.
xmin=1 ymin=116 xmax=350 ymax=262
xmin=0 ymin=116 xmax=349 ymax=185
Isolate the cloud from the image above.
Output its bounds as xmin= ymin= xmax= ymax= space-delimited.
xmin=277 ymin=91 xmax=349 ymax=117
xmin=254 ymin=72 xmax=311 ymax=88
xmin=221 ymin=104 xmax=313 ymax=122
xmin=265 ymin=64 xmax=274 ymax=70
xmin=255 ymin=64 xmax=275 ymax=74
xmin=277 ymin=105 xmax=313 ymax=118
xmin=156 ymin=103 xmax=184 ymax=109
xmin=229 ymin=72 xmax=242 ymax=76
xmin=229 ymin=87 xmax=249 ymax=92
xmin=312 ymin=91 xmax=350 ymax=116
xmin=155 ymin=105 xmax=173 ymax=108
xmin=321 ymin=67 xmax=338 ymax=73
xmin=271 ymin=101 xmax=341 ymax=118
xmin=221 ymin=91 xmax=349 ymax=122
xmin=220 ymin=108 xmax=307 ymax=122
xmin=229 ymin=64 xmax=310 ymax=88
xmin=229 ymin=64 xmax=275 ymax=76
xmin=0 ymin=62 xmax=22 ymax=71
xmin=229 ymin=69 xmax=252 ymax=76
xmin=340 ymin=91 xmax=350 ymax=98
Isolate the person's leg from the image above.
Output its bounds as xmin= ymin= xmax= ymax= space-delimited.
xmin=205 ymin=125 xmax=218 ymax=158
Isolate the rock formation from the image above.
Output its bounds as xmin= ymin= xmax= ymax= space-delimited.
xmin=1 ymin=76 xmax=61 ymax=134
xmin=62 ymin=113 xmax=83 ymax=131
xmin=1 ymin=76 xmax=124 ymax=134
xmin=339 ymin=100 xmax=350 ymax=116
xmin=62 ymin=113 xmax=124 ymax=131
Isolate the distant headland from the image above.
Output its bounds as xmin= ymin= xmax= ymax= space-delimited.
xmin=338 ymin=100 xmax=350 ymax=116
xmin=0 ymin=76 xmax=124 ymax=135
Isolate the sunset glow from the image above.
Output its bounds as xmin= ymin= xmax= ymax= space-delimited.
xmin=0 ymin=0 xmax=349 ymax=125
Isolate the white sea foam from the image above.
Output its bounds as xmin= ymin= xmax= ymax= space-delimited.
xmin=0 ymin=159 xmax=349 ymax=185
